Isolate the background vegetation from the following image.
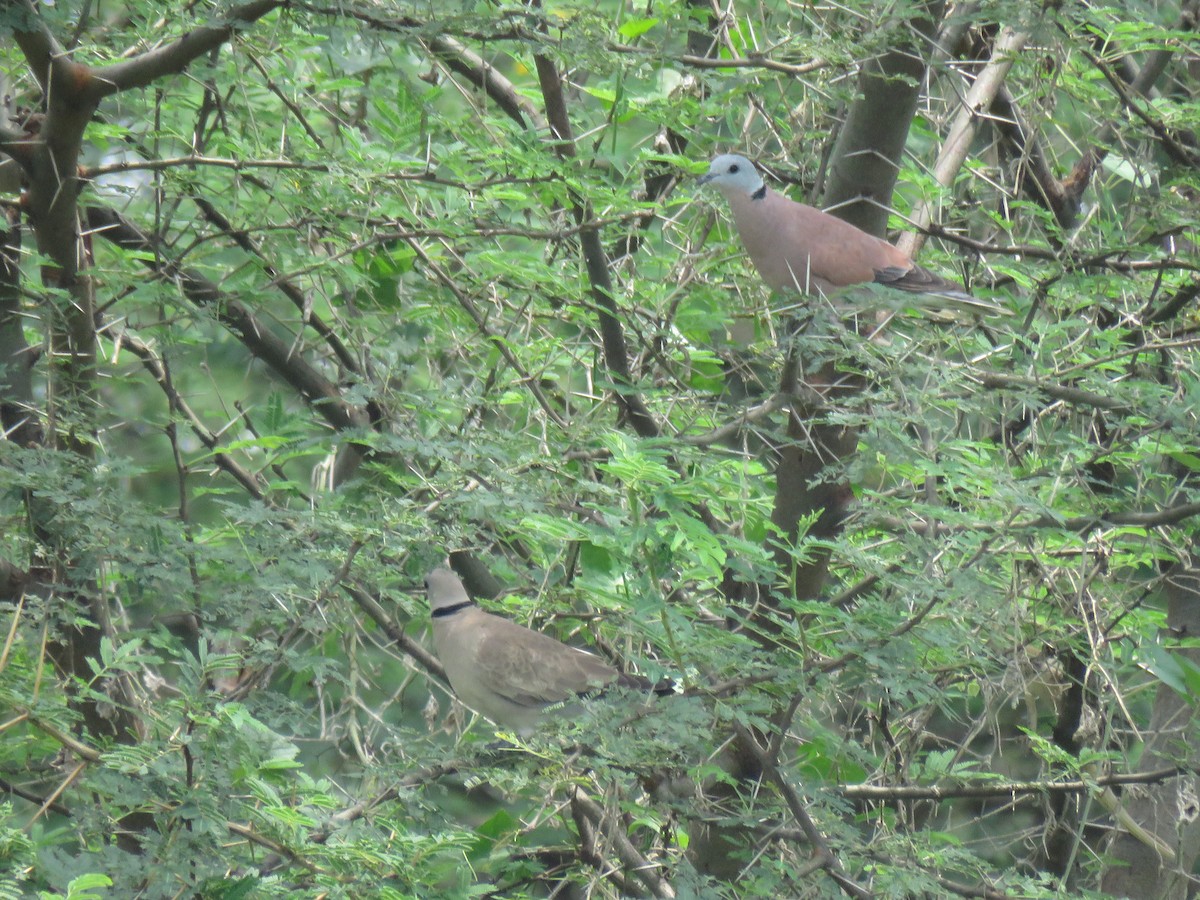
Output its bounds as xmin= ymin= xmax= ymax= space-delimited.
xmin=1 ymin=0 xmax=1199 ymax=896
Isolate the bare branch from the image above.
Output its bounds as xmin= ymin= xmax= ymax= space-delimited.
xmin=570 ymin=788 xmax=676 ymax=899
xmin=605 ymin=41 xmax=829 ymax=77
xmin=115 ymin=329 xmax=269 ymax=502
xmin=532 ymin=33 xmax=661 ymax=438
xmin=86 ymin=1 xmax=287 ymax=100
xmin=1079 ymin=46 xmax=1200 ymax=168
xmin=899 ymin=25 xmax=1030 ymax=258
xmin=841 ymin=767 xmax=1185 ymax=801
xmin=345 ymin=582 xmax=446 ymax=683
xmin=83 ymin=155 xmax=321 ymax=178
xmin=404 ymin=241 xmax=569 ymax=430
xmin=85 ymin=206 xmax=371 ymax=434
xmin=973 ymin=371 xmax=1135 ymax=413
xmin=732 ymin=724 xmax=872 ymax=899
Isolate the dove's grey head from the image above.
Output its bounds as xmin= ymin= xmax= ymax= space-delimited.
xmin=425 ymin=566 xmax=472 ymax=613
xmin=698 ymin=153 xmax=765 ymax=198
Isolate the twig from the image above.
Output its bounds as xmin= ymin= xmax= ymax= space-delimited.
xmin=840 ymin=766 xmax=1185 ymax=800
xmin=84 ymin=206 xmax=371 ymax=434
xmin=605 ymin=41 xmax=829 ymax=77
xmin=972 ymin=371 xmax=1133 ymax=413
xmin=83 ymin=154 xmax=321 ymax=177
xmin=570 ymin=788 xmax=676 ymax=899
xmin=732 ymin=724 xmax=872 ymax=898
xmin=344 ymin=581 xmax=446 ymax=682
xmin=1079 ymin=47 xmax=1200 ymax=167
xmin=116 ymin=328 xmax=269 ymax=501
xmin=226 ymin=820 xmax=325 ymax=874
xmin=191 ymin=196 xmax=364 ymax=379
xmin=899 ymin=25 xmax=1030 ymax=258
xmin=404 ymin=242 xmax=569 ymax=430
xmin=532 ymin=25 xmax=661 ymax=439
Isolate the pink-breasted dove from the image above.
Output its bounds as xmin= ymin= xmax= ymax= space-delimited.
xmin=699 ymin=154 xmax=1002 ymax=315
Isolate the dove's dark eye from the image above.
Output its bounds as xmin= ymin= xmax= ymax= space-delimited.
xmin=729 ymin=164 xmax=740 ymax=173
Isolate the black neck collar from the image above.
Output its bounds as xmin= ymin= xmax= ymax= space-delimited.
xmin=432 ymin=600 xmax=475 ymax=618
xmin=751 ymin=184 xmax=767 ymax=200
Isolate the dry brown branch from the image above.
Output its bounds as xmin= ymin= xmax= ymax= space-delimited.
xmin=570 ymin=788 xmax=677 ymax=899
xmin=972 ymin=371 xmax=1135 ymax=413
xmin=532 ymin=27 xmax=661 ymax=439
xmin=732 ymin=723 xmax=872 ymax=899
xmin=605 ymin=41 xmax=829 ymax=76
xmin=404 ymin=241 xmax=569 ymax=430
xmin=344 ymin=582 xmax=447 ymax=683
xmin=85 ymin=206 xmax=371 ymax=434
xmin=899 ymin=25 xmax=1030 ymax=258
xmin=1080 ymin=47 xmax=1200 ymax=168
xmin=115 ymin=328 xmax=269 ymax=501
xmin=86 ymin=1 xmax=287 ymax=98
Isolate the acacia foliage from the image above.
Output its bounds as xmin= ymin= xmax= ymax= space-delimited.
xmin=0 ymin=1 xmax=1199 ymax=897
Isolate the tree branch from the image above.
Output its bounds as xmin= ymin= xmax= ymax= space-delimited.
xmin=570 ymin=788 xmax=676 ymax=899
xmin=732 ymin=723 xmax=872 ymax=899
xmin=6 ymin=1 xmax=71 ymax=94
xmin=841 ymin=766 xmax=1186 ymax=800
xmin=114 ymin=328 xmax=269 ymax=502
xmin=344 ymin=582 xmax=446 ymax=683
xmin=898 ymin=24 xmax=1030 ymax=258
xmin=84 ymin=206 xmax=371 ymax=434
xmin=424 ymin=33 xmax=547 ymax=130
xmin=605 ymin=41 xmax=829 ymax=77
xmin=86 ymin=1 xmax=287 ymax=99
xmin=531 ymin=31 xmax=660 ymax=438
xmin=404 ymin=241 xmax=569 ymax=430
xmin=1079 ymin=46 xmax=1200 ymax=167
xmin=190 ymin=196 xmax=366 ymax=382
xmin=973 ymin=371 xmax=1135 ymax=413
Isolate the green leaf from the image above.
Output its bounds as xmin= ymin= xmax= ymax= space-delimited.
xmin=1140 ymin=644 xmax=1200 ymax=702
xmin=617 ymin=17 xmax=658 ymax=39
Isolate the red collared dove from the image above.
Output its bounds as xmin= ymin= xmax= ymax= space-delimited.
xmin=425 ymin=566 xmax=657 ymax=735
xmin=699 ymin=153 xmax=1003 ymax=315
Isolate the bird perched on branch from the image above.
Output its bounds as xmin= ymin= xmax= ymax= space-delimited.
xmin=698 ymin=153 xmax=1004 ymax=316
xmin=425 ymin=566 xmax=662 ymax=735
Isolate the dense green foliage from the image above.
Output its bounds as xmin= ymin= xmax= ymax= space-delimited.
xmin=1 ymin=0 xmax=1199 ymax=897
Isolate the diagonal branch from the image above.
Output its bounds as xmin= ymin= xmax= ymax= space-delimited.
xmin=423 ymin=33 xmax=547 ymax=130
xmin=898 ymin=24 xmax=1031 ymax=258
xmin=85 ymin=206 xmax=371 ymax=434
xmin=732 ymin=723 xmax=872 ymax=899
xmin=404 ymin=241 xmax=569 ymax=430
xmin=531 ymin=21 xmax=660 ymax=438
xmin=1079 ymin=46 xmax=1200 ymax=168
xmin=115 ymin=328 xmax=269 ymax=502
xmin=191 ymin=197 xmax=365 ymax=381
xmin=85 ymin=1 xmax=287 ymax=100
xmin=570 ymin=788 xmax=676 ymax=899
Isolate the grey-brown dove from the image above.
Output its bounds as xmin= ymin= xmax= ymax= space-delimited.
xmin=699 ymin=153 xmax=1002 ymax=314
xmin=425 ymin=566 xmax=655 ymax=735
